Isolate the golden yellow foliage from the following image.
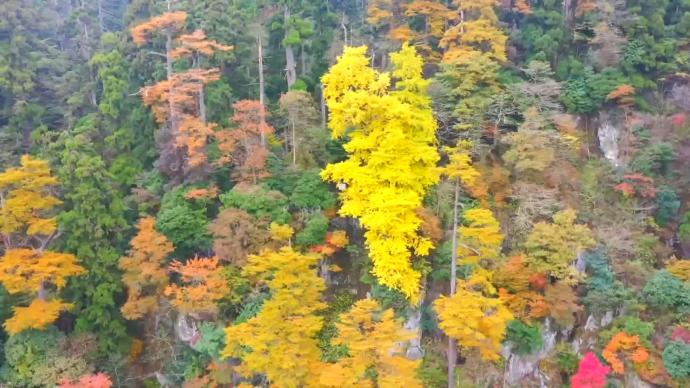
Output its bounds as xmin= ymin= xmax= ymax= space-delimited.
xmin=0 ymin=155 xmax=60 ymax=240
xmin=443 ymin=140 xmax=480 ymax=190
xmin=4 ymin=299 xmax=73 ymax=335
xmin=440 ymin=0 xmax=507 ymax=64
xmin=269 ymin=222 xmax=294 ymax=241
xmin=328 ymin=230 xmax=349 ymax=248
xmin=524 ymin=209 xmax=595 ymax=284
xmin=222 ymin=248 xmax=326 ymax=386
xmin=320 ymin=299 xmax=423 ymax=387
xmin=119 ymin=217 xmax=173 ymax=320
xmin=459 ymin=207 xmax=504 ymax=267
xmin=434 ymin=281 xmax=513 ymax=361
xmin=668 ymin=260 xmax=690 ymax=281
xmin=321 ymin=44 xmax=440 ymax=302
xmin=0 ymin=156 xmax=85 ymax=335
xmin=405 ymin=0 xmax=455 ymax=39
xmin=0 ymin=249 xmax=84 ymax=294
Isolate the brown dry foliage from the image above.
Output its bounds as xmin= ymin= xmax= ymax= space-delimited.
xmin=209 ymin=208 xmax=269 ymax=265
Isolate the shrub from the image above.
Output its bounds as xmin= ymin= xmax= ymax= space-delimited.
xmin=506 ymin=320 xmax=544 ymax=355
xmin=663 ymin=340 xmax=690 ymax=379
xmin=643 ymin=271 xmax=690 ymax=313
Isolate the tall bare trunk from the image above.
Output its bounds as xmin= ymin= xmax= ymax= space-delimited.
xmin=195 ymin=54 xmax=206 ymax=125
xmin=258 ymin=32 xmax=266 ymax=146
xmin=320 ymin=83 xmax=327 ymax=128
xmin=284 ymin=7 xmax=297 ymax=89
xmin=166 ymin=30 xmax=177 ymax=130
xmin=301 ymin=42 xmax=307 ymax=76
xmin=292 ymin=120 xmax=297 ymax=166
xmin=563 ymin=0 xmax=573 ymax=28
xmin=97 ymin=0 xmax=104 ymax=34
xmin=448 ymin=178 xmax=460 ymax=388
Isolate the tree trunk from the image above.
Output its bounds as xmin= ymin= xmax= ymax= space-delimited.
xmin=166 ymin=30 xmax=176 ymax=128
xmin=563 ymin=0 xmax=573 ymax=28
xmin=301 ymin=42 xmax=307 ymax=77
xmin=341 ymin=12 xmax=348 ymax=45
xmin=98 ymin=0 xmax=104 ymax=35
xmin=257 ymin=32 xmax=266 ymax=147
xmin=292 ymin=120 xmax=297 ymax=166
xmin=448 ymin=178 xmax=460 ymax=388
xmin=320 ymin=83 xmax=327 ymax=129
xmin=195 ymin=54 xmax=207 ymax=125
xmin=284 ymin=7 xmax=297 ymax=89
xmin=38 ymin=282 xmax=46 ymax=300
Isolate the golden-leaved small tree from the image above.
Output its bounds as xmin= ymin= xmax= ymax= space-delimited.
xmin=119 ymin=216 xmax=173 ymax=320
xmin=222 ymin=247 xmax=326 ymax=386
xmin=524 ymin=209 xmax=595 ymax=284
xmin=434 ymin=281 xmax=514 ymax=361
xmin=320 ymin=299 xmax=423 ymax=387
xmin=0 ymin=156 xmax=85 ymax=334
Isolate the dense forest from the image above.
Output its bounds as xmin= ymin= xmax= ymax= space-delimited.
xmin=3 ymin=0 xmax=690 ymax=387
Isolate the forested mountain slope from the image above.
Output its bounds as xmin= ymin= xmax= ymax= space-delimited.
xmin=2 ymin=0 xmax=690 ymax=387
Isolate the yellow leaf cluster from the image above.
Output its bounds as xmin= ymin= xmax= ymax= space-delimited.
xmin=443 ymin=140 xmax=480 ymax=189
xmin=0 ymin=156 xmax=86 ymax=335
xmin=327 ymin=230 xmax=349 ymax=248
xmin=459 ymin=207 xmax=504 ymax=267
xmin=119 ymin=217 xmax=173 ymax=320
xmin=4 ymin=299 xmax=73 ymax=335
xmin=321 ymin=44 xmax=440 ymax=302
xmin=668 ymin=260 xmax=690 ymax=281
xmin=434 ymin=282 xmax=513 ymax=361
xmin=441 ymin=0 xmax=507 ymax=65
xmin=0 ymin=155 xmax=60 ymax=239
xmin=222 ymin=248 xmax=326 ymax=386
xmin=320 ymin=299 xmax=423 ymax=388
xmin=0 ymin=248 xmax=85 ymax=294
xmin=405 ymin=1 xmax=455 ymax=39
xmin=269 ymin=222 xmax=294 ymax=241
xmin=524 ymin=209 xmax=595 ymax=284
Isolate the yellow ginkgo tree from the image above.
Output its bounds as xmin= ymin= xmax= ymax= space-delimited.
xmin=321 ymin=43 xmax=440 ymax=302
xmin=0 ymin=156 xmax=85 ymax=334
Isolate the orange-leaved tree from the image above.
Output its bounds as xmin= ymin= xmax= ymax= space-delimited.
xmin=118 ymin=216 xmax=173 ymax=320
xmin=602 ymin=332 xmax=650 ymax=374
xmin=222 ymin=247 xmax=326 ymax=386
xmin=132 ymin=11 xmax=231 ymax=181
xmin=0 ymin=156 xmax=85 ymax=334
xmin=319 ymin=298 xmax=423 ymax=387
xmin=214 ymin=100 xmax=275 ymax=185
xmin=164 ymin=256 xmax=228 ymax=316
